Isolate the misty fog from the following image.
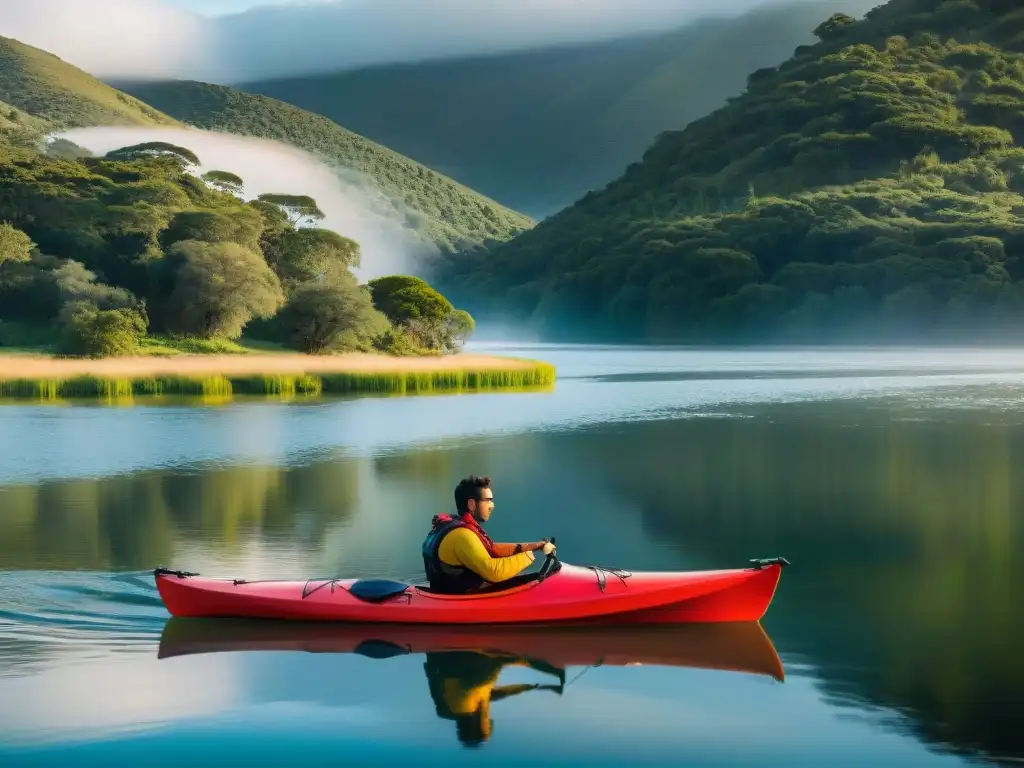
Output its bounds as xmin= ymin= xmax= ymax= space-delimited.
xmin=0 ymin=0 xmax=875 ymax=83
xmin=0 ymin=0 xmax=213 ymax=80
xmin=55 ymin=126 xmax=433 ymax=280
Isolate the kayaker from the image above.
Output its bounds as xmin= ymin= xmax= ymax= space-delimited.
xmin=422 ymin=475 xmax=556 ymax=593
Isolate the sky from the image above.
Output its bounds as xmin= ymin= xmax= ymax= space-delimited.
xmin=0 ymin=0 xmax=853 ymax=83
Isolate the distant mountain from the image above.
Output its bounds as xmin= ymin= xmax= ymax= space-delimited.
xmin=111 ymin=79 xmax=533 ymax=254
xmin=430 ymin=0 xmax=1024 ymax=345
xmin=228 ymin=0 xmax=879 ymax=217
xmin=0 ymin=36 xmax=178 ymax=129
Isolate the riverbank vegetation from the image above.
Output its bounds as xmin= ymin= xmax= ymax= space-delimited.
xmin=0 ymin=366 xmax=557 ymax=402
xmin=0 ymin=135 xmax=478 ymax=360
xmin=0 ymin=352 xmax=556 ymax=401
xmin=0 ymin=33 xmax=556 ymax=399
xmin=434 ymin=0 xmax=1024 ymax=344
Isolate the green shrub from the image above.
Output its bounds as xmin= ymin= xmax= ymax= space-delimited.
xmin=56 ymin=301 xmax=147 ymax=357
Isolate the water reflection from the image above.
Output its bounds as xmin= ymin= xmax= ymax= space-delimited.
xmin=0 ymin=388 xmax=1021 ymax=764
xmin=0 ymin=460 xmax=364 ymax=573
xmin=157 ymin=619 xmax=785 ymax=749
xmin=565 ymin=404 xmax=1024 ymax=766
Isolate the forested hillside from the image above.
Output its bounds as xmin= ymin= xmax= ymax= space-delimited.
xmin=433 ymin=0 xmax=1024 ymax=344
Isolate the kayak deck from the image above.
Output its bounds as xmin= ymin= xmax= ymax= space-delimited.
xmin=154 ymin=558 xmax=787 ymax=625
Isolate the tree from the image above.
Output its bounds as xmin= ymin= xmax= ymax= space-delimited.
xmin=366 ymin=275 xmax=479 ymax=352
xmin=278 ymin=274 xmax=389 ymax=354
xmin=813 ymin=13 xmax=857 ymax=41
xmin=368 ymin=275 xmax=454 ymax=327
xmin=0 ymin=222 xmax=33 ymax=268
xmin=160 ymin=208 xmax=265 ymax=252
xmin=262 ymin=227 xmax=361 ymax=287
xmin=934 ymin=236 xmax=1006 ymax=273
xmin=105 ymin=142 xmax=200 ymax=167
xmin=440 ymin=308 xmax=475 ymax=352
xmin=51 ymin=259 xmax=141 ymax=310
xmin=57 ymin=300 xmax=147 ymax=357
xmin=102 ymin=180 xmax=191 ymax=209
xmin=156 ymin=240 xmax=285 ymax=338
xmin=249 ymin=199 xmax=291 ymax=234
xmin=256 ymin=193 xmax=325 ymax=226
xmin=45 ymin=138 xmax=92 ymax=159
xmin=405 ymin=308 xmax=477 ymax=353
xmin=202 ymin=170 xmax=244 ymax=196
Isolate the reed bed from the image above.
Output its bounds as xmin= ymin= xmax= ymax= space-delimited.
xmin=0 ymin=361 xmax=556 ymax=402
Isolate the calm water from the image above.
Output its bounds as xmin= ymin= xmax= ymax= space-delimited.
xmin=0 ymin=344 xmax=1021 ymax=767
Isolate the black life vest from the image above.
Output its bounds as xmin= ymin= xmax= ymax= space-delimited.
xmin=421 ymin=513 xmax=495 ymax=594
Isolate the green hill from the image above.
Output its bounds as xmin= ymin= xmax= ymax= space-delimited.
xmin=111 ymin=79 xmax=534 ymax=253
xmin=223 ymin=0 xmax=878 ymax=217
xmin=432 ymin=0 xmax=1024 ymax=344
xmin=0 ymin=36 xmax=178 ymax=129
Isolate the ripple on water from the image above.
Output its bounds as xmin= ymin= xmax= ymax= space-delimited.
xmin=0 ymin=570 xmax=167 ymax=677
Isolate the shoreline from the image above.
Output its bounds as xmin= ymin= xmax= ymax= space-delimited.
xmin=0 ymin=352 xmax=557 ymax=401
xmin=0 ymin=352 xmax=544 ymax=379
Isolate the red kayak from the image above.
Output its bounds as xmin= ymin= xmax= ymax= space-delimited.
xmin=157 ymin=617 xmax=785 ymax=681
xmin=154 ymin=553 xmax=788 ymax=625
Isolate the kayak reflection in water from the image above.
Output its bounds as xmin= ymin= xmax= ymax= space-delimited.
xmin=157 ymin=619 xmax=785 ymax=749
xmin=424 ymin=649 xmax=565 ymax=747
xmin=422 ymin=475 xmax=557 ymax=594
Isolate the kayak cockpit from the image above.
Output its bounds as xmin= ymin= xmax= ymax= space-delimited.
xmin=347 ymin=567 xmax=559 ymax=603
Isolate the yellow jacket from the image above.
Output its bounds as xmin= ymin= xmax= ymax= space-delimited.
xmin=437 ymin=527 xmax=535 ymax=583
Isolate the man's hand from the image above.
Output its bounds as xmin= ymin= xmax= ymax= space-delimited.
xmin=540 ymin=541 xmax=556 ymax=556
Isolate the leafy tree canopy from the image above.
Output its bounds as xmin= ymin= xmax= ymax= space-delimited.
xmin=105 ymin=141 xmax=200 ymax=166
xmin=201 ymin=169 xmax=244 ymax=195
xmin=154 ymin=239 xmax=285 ymax=339
xmin=256 ymin=193 xmax=325 ymax=226
xmin=0 ymin=222 xmax=33 ymax=267
xmin=368 ymin=275 xmax=454 ymax=326
xmin=279 ymin=273 xmax=389 ymax=354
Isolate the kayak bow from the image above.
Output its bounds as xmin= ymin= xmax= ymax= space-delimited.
xmin=153 ymin=555 xmax=788 ymax=625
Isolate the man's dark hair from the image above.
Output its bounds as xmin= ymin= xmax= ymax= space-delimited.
xmin=455 ymin=713 xmax=489 ymax=747
xmin=454 ymin=475 xmax=491 ymax=514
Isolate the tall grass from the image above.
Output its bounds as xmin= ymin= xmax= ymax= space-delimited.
xmin=0 ymin=363 xmax=556 ymax=403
